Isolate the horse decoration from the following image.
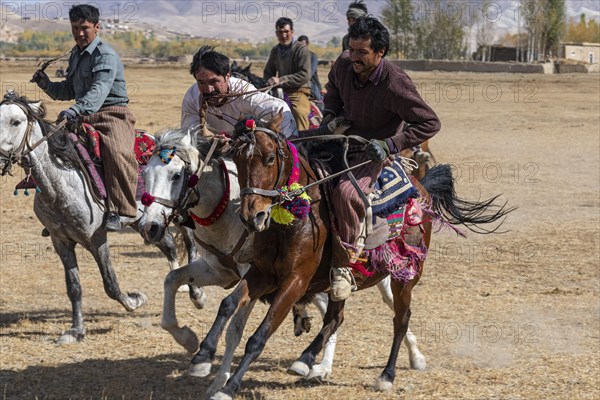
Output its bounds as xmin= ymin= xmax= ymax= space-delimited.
xmin=137 ymin=127 xmax=426 ymax=394
xmin=196 ymin=115 xmax=514 ymax=399
xmin=230 ymin=61 xmax=322 ymax=129
xmin=0 ymin=91 xmax=202 ymax=343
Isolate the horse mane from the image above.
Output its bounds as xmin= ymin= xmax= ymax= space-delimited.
xmin=4 ymin=94 xmax=81 ymax=169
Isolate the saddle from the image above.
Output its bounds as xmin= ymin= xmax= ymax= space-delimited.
xmin=307 ymin=145 xmax=427 ymax=283
xmin=56 ymin=123 xmax=154 ymax=200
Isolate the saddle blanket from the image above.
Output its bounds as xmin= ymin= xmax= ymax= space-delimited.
xmin=371 ymin=157 xmax=418 ymax=218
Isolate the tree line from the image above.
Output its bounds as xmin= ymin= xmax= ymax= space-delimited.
xmin=1 ymin=1 xmax=598 ymax=61
xmin=381 ymin=0 xmax=598 ymax=61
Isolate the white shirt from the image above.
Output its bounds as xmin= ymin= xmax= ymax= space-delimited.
xmin=181 ymin=76 xmax=298 ymax=138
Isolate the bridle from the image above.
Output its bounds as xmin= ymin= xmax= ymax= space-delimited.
xmin=235 ymin=127 xmax=291 ymax=200
xmin=0 ymin=94 xmax=67 ymax=175
xmin=141 ymin=138 xmax=220 ymax=226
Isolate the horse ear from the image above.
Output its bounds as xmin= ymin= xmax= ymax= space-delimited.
xmin=231 ymin=60 xmax=238 ymax=70
xmin=241 ymin=65 xmax=251 ymax=74
xmin=30 ymin=101 xmax=43 ymax=113
xmin=268 ymin=110 xmax=283 ymax=133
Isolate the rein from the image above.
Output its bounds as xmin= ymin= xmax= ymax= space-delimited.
xmin=238 ymin=130 xmax=372 ymax=204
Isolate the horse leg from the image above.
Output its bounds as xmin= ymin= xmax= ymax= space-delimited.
xmin=374 ymin=280 xmax=414 ymax=392
xmin=207 ymin=299 xmax=257 ymax=395
xmin=211 ymin=277 xmax=309 ymax=400
xmin=161 ymin=258 xmax=239 ymax=353
xmin=288 ymin=297 xmax=345 ymax=382
xmin=189 ymin=278 xmax=254 ymax=378
xmin=89 ymin=239 xmax=147 ymax=312
xmin=51 ymin=237 xmax=85 ymax=344
xmin=376 ymin=277 xmax=426 ymax=370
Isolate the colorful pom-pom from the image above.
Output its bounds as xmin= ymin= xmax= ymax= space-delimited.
xmin=245 ymin=119 xmax=256 ymax=130
xmin=141 ymin=192 xmax=155 ymax=206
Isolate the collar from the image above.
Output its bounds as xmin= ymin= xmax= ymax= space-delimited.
xmin=79 ymin=36 xmax=101 ymax=55
xmin=369 ymin=59 xmax=385 ymax=85
xmin=190 ymin=159 xmax=230 ymax=226
xmin=286 ymin=140 xmax=300 ymax=186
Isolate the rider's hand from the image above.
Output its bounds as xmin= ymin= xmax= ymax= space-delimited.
xmin=365 ymin=139 xmax=390 ymax=162
xmin=267 ymin=76 xmax=280 ymax=85
xmin=58 ymin=109 xmax=78 ymax=123
xmin=31 ymin=70 xmax=50 ymax=90
xmin=318 ymin=116 xmax=351 ymax=135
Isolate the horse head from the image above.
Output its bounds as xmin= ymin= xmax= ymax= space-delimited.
xmin=0 ymin=91 xmax=46 ymax=175
xmin=229 ymin=111 xmax=293 ymax=232
xmin=139 ymin=127 xmax=200 ymax=243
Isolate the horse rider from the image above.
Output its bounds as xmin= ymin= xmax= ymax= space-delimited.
xmin=263 ymin=17 xmax=312 ymax=131
xmin=181 ymin=46 xmax=298 ymax=138
xmin=342 ymin=1 xmax=368 ymax=52
xmin=323 ymin=16 xmax=441 ymax=301
xmin=297 ymin=35 xmax=324 ymax=112
xmin=31 ymin=4 xmax=137 ymax=232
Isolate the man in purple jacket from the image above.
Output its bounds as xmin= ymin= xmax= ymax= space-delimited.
xmin=323 ymin=16 xmax=441 ymax=301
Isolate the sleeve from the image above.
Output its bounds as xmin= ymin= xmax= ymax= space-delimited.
xmin=263 ymin=48 xmax=277 ymax=81
xmin=280 ymin=45 xmax=311 ymax=89
xmin=45 ymin=54 xmax=76 ymax=101
xmin=322 ymin=55 xmax=344 ymax=118
xmin=181 ymin=85 xmax=201 ymax=131
xmin=45 ymin=78 xmax=76 ymax=101
xmin=386 ymin=78 xmax=441 ymax=151
xmin=310 ymin=53 xmax=318 ymax=76
xmin=70 ymin=53 xmax=117 ymax=115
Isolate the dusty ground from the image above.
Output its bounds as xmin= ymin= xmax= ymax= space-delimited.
xmin=0 ymin=62 xmax=598 ymax=400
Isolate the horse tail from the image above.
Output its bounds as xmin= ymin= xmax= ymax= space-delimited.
xmin=420 ymin=164 xmax=516 ymax=234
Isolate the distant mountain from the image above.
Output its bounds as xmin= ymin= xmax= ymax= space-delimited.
xmin=4 ymin=0 xmax=599 ymax=45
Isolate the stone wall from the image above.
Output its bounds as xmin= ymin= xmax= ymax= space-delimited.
xmin=391 ymin=60 xmax=554 ymax=74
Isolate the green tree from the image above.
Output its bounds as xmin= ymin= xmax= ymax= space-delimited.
xmin=381 ymin=0 xmax=413 ymax=59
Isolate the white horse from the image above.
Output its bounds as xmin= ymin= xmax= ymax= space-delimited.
xmin=0 ymin=92 xmax=202 ymax=343
xmin=139 ymin=127 xmax=425 ymax=394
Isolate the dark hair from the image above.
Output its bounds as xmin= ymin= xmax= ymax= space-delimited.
xmin=297 ymin=35 xmax=309 ymax=44
xmin=189 ymin=45 xmax=231 ymax=77
xmin=348 ymin=16 xmax=389 ymax=57
xmin=276 ymin=17 xmax=293 ymax=30
xmin=347 ymin=1 xmax=368 ymax=14
xmin=69 ymin=4 xmax=100 ymax=24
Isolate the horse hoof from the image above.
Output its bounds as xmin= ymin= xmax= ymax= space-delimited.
xmin=306 ymin=364 xmax=331 ymax=381
xmin=56 ymin=329 xmax=84 ymax=344
xmin=207 ymin=372 xmax=231 ymax=396
xmin=287 ymin=360 xmax=310 ymax=377
xmin=410 ymin=353 xmax=426 ymax=370
xmin=209 ymin=392 xmax=233 ymax=400
xmin=177 ymin=285 xmax=190 ymax=293
xmin=123 ymin=291 xmax=148 ymax=311
xmin=189 ymin=287 xmax=207 ymax=310
xmin=188 ymin=362 xmax=212 ymax=378
xmin=373 ymin=377 xmax=393 ymax=392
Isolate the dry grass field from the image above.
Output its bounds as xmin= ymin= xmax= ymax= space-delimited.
xmin=0 ymin=61 xmax=599 ymax=400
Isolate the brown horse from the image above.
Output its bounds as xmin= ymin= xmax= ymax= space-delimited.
xmin=198 ymin=115 xmax=513 ymax=399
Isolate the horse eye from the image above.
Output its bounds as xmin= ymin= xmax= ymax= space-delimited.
xmin=171 ymin=172 xmax=182 ymax=181
xmin=266 ymin=154 xmax=275 ymax=166
xmin=11 ymin=119 xmax=21 ymax=127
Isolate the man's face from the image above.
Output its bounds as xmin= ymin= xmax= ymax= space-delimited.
xmin=195 ymin=67 xmax=230 ymax=106
xmin=71 ymin=19 xmax=99 ymax=49
xmin=348 ymin=37 xmax=385 ymax=80
xmin=275 ymin=24 xmax=294 ymax=46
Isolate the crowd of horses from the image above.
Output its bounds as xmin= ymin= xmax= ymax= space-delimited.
xmin=0 ymin=90 xmax=513 ymax=399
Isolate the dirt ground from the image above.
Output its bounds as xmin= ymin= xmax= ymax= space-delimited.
xmin=0 ymin=62 xmax=598 ymax=400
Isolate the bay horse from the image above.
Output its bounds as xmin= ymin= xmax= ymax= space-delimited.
xmin=0 ymin=92 xmax=201 ymax=343
xmin=199 ymin=115 xmax=513 ymax=399
xmin=137 ymin=127 xmax=426 ymax=394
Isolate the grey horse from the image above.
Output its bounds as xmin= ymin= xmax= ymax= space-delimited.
xmin=0 ymin=92 xmax=203 ymax=343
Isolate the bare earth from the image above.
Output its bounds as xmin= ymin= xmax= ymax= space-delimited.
xmin=0 ymin=62 xmax=599 ymax=400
